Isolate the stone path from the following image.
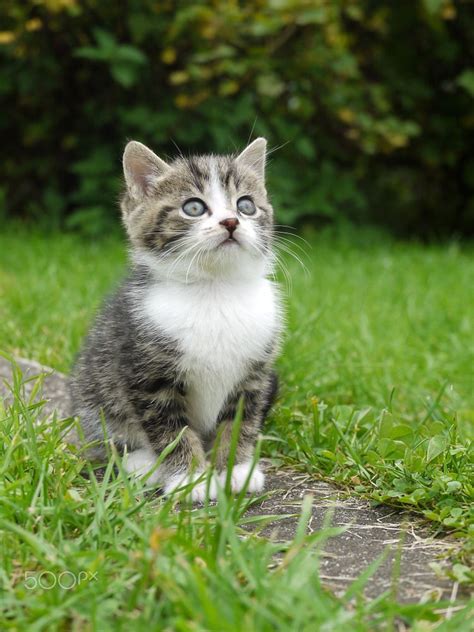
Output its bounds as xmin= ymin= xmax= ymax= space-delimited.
xmin=249 ymin=465 xmax=461 ymax=602
xmin=0 ymin=356 xmax=465 ymax=603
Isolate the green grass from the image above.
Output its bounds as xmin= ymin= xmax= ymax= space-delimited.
xmin=0 ymin=225 xmax=473 ymax=629
xmin=270 ymin=231 xmax=474 ymax=541
xmin=3 ymin=380 xmax=469 ymax=631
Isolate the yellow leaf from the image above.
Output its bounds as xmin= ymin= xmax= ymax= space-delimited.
xmin=149 ymin=527 xmax=174 ymax=552
xmin=175 ymin=93 xmax=191 ymax=109
xmin=200 ymin=24 xmax=217 ymax=39
xmin=169 ymin=70 xmax=189 ymax=86
xmin=219 ymin=80 xmax=239 ymax=96
xmin=442 ymin=4 xmax=456 ymax=20
xmin=386 ymin=133 xmax=408 ymax=148
xmin=42 ymin=0 xmax=78 ymax=11
xmin=161 ymin=47 xmax=176 ymax=64
xmin=0 ymin=32 xmax=15 ymax=45
xmin=337 ymin=108 xmax=355 ymax=124
xmin=25 ymin=19 xmax=43 ymax=32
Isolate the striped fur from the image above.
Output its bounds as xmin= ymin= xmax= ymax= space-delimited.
xmin=70 ymin=139 xmax=283 ymax=500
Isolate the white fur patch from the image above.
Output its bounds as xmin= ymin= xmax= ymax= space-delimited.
xmin=208 ymin=160 xmax=232 ymax=223
xmin=123 ymin=451 xmax=219 ymax=501
xmin=142 ymin=278 xmax=279 ymax=434
xmin=218 ymin=461 xmax=265 ymax=493
xmin=123 ymin=448 xmax=160 ymax=485
xmin=164 ymin=470 xmax=218 ymax=502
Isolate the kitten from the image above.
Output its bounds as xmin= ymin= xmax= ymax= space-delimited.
xmin=70 ymin=138 xmax=282 ymax=501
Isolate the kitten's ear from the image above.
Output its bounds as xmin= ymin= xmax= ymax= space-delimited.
xmin=235 ymin=137 xmax=267 ymax=179
xmin=123 ymin=141 xmax=171 ymax=198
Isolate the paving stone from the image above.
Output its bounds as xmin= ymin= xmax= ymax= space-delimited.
xmin=249 ymin=464 xmax=461 ymax=602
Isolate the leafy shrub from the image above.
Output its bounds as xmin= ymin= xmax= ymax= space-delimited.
xmin=0 ymin=0 xmax=473 ymax=236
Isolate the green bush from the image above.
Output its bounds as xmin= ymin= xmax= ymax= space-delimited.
xmin=1 ymin=0 xmax=473 ymax=236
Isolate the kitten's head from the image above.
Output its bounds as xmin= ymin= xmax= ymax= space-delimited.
xmin=121 ymin=139 xmax=274 ymax=281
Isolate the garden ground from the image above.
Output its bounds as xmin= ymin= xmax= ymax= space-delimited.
xmin=0 ymin=225 xmax=472 ymax=629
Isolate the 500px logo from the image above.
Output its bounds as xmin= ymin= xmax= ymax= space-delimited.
xmin=24 ymin=570 xmax=98 ymax=590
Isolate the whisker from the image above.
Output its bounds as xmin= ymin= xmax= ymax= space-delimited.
xmin=273 ymin=241 xmax=309 ymax=277
xmin=254 ymin=238 xmax=293 ymax=295
xmin=170 ymin=139 xmax=184 ymax=160
xmin=272 ymin=234 xmax=310 ymax=259
xmin=160 ymin=236 xmax=195 ymax=254
xmin=246 ymin=117 xmax=258 ymax=146
xmin=272 ymin=227 xmax=312 ymax=248
xmin=270 ymin=251 xmax=292 ymax=295
xmin=266 ymin=140 xmax=291 ymax=157
xmin=165 ymin=240 xmax=203 ymax=279
xmin=185 ymin=244 xmax=206 ymax=283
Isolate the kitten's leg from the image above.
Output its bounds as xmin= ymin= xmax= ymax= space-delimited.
xmin=214 ymin=370 xmax=278 ymax=494
xmin=73 ymin=405 xmax=120 ymax=462
xmin=124 ymin=390 xmax=214 ymax=501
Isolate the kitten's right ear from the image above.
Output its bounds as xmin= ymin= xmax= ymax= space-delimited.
xmin=235 ymin=137 xmax=267 ymax=179
xmin=123 ymin=141 xmax=170 ymax=198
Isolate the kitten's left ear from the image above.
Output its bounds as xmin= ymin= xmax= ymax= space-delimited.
xmin=123 ymin=140 xmax=171 ymax=198
xmin=235 ymin=137 xmax=267 ymax=179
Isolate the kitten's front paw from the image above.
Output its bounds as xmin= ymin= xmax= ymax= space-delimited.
xmin=123 ymin=448 xmax=160 ymax=485
xmin=164 ymin=470 xmax=218 ymax=502
xmin=219 ymin=462 xmax=265 ymax=494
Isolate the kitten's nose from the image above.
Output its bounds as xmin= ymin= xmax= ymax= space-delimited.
xmin=220 ymin=217 xmax=239 ymax=236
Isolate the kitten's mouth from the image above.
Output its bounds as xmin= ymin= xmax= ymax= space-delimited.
xmin=219 ymin=236 xmax=240 ymax=247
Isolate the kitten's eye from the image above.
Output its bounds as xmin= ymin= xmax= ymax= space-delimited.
xmin=237 ymin=196 xmax=257 ymax=216
xmin=182 ymin=198 xmax=207 ymax=217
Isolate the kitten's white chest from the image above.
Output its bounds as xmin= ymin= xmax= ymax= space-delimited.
xmin=143 ymin=278 xmax=279 ymax=433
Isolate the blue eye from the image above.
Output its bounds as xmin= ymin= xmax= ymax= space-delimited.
xmin=182 ymin=198 xmax=207 ymax=217
xmin=237 ymin=196 xmax=257 ymax=216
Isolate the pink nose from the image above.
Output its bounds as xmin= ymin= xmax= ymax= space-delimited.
xmin=220 ymin=217 xmax=239 ymax=236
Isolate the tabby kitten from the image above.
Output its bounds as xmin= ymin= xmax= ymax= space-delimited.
xmin=70 ymin=138 xmax=282 ymax=500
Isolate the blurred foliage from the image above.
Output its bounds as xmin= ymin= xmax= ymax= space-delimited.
xmin=0 ymin=0 xmax=473 ymax=236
